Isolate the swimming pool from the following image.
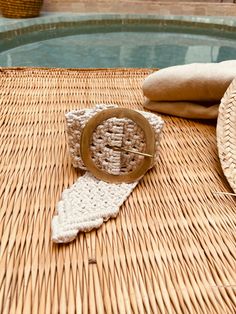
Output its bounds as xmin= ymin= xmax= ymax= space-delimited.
xmin=0 ymin=14 xmax=236 ymax=68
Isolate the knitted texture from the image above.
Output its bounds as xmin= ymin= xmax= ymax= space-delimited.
xmin=51 ymin=172 xmax=138 ymax=243
xmin=66 ymin=104 xmax=164 ymax=173
xmin=52 ymin=105 xmax=164 ymax=243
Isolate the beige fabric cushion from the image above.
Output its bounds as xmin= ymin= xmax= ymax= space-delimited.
xmin=142 ymin=60 xmax=236 ymax=102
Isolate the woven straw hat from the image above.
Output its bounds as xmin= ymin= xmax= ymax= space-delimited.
xmin=216 ymin=78 xmax=236 ymax=194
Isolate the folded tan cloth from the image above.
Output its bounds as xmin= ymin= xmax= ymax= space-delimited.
xmin=144 ymin=100 xmax=219 ymax=120
xmin=142 ymin=60 xmax=236 ymax=119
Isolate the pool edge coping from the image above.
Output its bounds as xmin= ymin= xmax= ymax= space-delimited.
xmin=1 ymin=13 xmax=236 ymax=34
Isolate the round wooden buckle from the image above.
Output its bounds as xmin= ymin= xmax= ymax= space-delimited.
xmin=80 ymin=108 xmax=156 ymax=183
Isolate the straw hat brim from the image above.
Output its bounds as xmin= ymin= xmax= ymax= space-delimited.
xmin=216 ymin=77 xmax=236 ymax=194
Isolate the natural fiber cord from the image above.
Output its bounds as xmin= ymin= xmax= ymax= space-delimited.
xmin=0 ymin=68 xmax=235 ymax=313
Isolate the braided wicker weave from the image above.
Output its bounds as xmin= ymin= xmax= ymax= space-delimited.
xmin=0 ymin=0 xmax=43 ymax=18
xmin=217 ymin=78 xmax=236 ymax=194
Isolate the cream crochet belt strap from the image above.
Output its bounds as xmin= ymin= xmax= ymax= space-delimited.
xmin=51 ymin=105 xmax=164 ymax=243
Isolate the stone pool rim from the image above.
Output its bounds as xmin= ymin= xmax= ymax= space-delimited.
xmin=1 ymin=13 xmax=236 ymax=41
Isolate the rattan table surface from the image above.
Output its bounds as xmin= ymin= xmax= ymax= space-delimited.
xmin=0 ymin=68 xmax=235 ymax=314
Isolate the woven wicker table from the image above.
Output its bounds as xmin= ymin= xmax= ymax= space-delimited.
xmin=0 ymin=68 xmax=235 ymax=314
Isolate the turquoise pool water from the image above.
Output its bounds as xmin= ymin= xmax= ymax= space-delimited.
xmin=0 ymin=15 xmax=236 ymax=68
